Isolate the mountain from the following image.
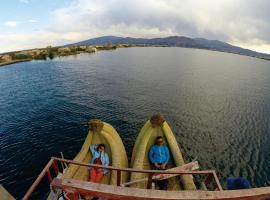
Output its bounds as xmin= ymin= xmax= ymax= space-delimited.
xmin=69 ymin=36 xmax=270 ymax=60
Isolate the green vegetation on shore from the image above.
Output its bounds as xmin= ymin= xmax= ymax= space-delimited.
xmin=1 ymin=35 xmax=270 ymax=67
xmin=0 ymin=44 xmax=133 ymax=67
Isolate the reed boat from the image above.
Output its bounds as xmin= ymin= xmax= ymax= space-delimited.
xmin=43 ymin=119 xmax=129 ymax=200
xmin=9 ymin=116 xmax=270 ymax=200
xmin=129 ymin=114 xmax=196 ymax=190
xmin=62 ymin=119 xmax=129 ymax=184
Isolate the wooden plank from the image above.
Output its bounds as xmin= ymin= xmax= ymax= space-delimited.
xmin=153 ymin=161 xmax=199 ymax=180
xmin=122 ymin=161 xmax=199 ymax=187
xmin=0 ymin=185 xmax=16 ymax=200
xmin=52 ymin=157 xmax=211 ymax=174
xmin=117 ymin=170 xmax=122 ymax=186
xmin=51 ymin=178 xmax=270 ymax=200
xmin=23 ymin=157 xmax=214 ymax=199
xmin=147 ymin=173 xmax=153 ymax=189
xmin=212 ymin=171 xmax=223 ymax=191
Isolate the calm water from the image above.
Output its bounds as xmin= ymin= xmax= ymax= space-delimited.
xmin=1 ymin=47 xmax=270 ymax=198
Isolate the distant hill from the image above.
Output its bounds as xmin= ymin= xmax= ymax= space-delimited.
xmin=69 ymin=36 xmax=270 ymax=60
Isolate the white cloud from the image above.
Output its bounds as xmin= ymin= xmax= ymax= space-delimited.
xmin=230 ymin=38 xmax=270 ymax=54
xmin=48 ymin=0 xmax=270 ymax=53
xmin=27 ymin=19 xmax=38 ymax=23
xmin=4 ymin=21 xmax=18 ymax=27
xmin=2 ymin=19 xmax=38 ymax=29
xmin=1 ymin=0 xmax=270 ymax=53
xmin=0 ymin=31 xmax=89 ymax=53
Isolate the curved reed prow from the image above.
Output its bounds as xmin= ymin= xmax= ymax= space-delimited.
xmin=130 ymin=114 xmax=196 ymax=190
xmin=150 ymin=113 xmax=165 ymax=127
xmin=63 ymin=119 xmax=128 ymax=185
xmin=88 ymin=119 xmax=104 ymax=132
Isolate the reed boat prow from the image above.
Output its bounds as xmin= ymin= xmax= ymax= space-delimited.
xmin=62 ymin=119 xmax=128 ymax=185
xmin=130 ymin=114 xmax=196 ymax=190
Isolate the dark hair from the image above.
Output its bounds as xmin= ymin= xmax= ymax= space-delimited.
xmin=97 ymin=144 xmax=105 ymax=149
xmin=155 ymin=136 xmax=164 ymax=144
xmin=156 ymin=136 xmax=163 ymax=140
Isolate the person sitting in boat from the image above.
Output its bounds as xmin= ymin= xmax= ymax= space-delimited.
xmin=148 ymin=136 xmax=170 ymax=190
xmin=89 ymin=144 xmax=109 ymax=183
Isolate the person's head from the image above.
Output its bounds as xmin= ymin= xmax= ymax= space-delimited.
xmin=97 ymin=144 xmax=105 ymax=152
xmin=155 ymin=136 xmax=164 ymax=145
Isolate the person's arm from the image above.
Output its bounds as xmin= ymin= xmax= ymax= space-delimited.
xmin=164 ymin=145 xmax=170 ymax=164
xmin=90 ymin=144 xmax=98 ymax=155
xmin=103 ymin=153 xmax=109 ymax=166
xmin=103 ymin=153 xmax=110 ymax=174
xmin=149 ymin=145 xmax=160 ymax=168
xmin=148 ymin=145 xmax=155 ymax=164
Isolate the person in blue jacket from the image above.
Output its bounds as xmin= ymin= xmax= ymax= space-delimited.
xmin=227 ymin=177 xmax=251 ymax=190
xmin=148 ymin=136 xmax=170 ymax=190
xmin=89 ymin=144 xmax=110 ymax=183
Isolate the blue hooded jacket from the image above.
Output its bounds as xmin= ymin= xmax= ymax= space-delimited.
xmin=148 ymin=144 xmax=170 ymax=164
xmin=90 ymin=145 xmax=109 ymax=174
xmin=227 ymin=177 xmax=251 ymax=190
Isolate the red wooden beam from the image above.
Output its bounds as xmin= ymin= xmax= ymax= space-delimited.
xmin=52 ymin=160 xmax=59 ymax=175
xmin=23 ymin=157 xmax=223 ymax=200
xmin=52 ymin=157 xmax=216 ymax=175
xmin=147 ymin=173 xmax=153 ymax=189
xmin=51 ymin=178 xmax=270 ymax=200
xmin=117 ymin=170 xmax=121 ymax=186
xmin=46 ymin=169 xmax=53 ymax=183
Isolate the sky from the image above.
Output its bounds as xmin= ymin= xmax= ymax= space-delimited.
xmin=0 ymin=0 xmax=270 ymax=54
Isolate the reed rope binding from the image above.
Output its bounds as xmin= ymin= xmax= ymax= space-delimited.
xmin=88 ymin=119 xmax=104 ymax=132
xmin=150 ymin=114 xmax=165 ymax=127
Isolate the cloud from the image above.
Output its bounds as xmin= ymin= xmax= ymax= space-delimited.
xmin=27 ymin=19 xmax=38 ymax=23
xmin=4 ymin=21 xmax=18 ymax=27
xmin=230 ymin=38 xmax=270 ymax=54
xmin=1 ymin=0 xmax=270 ymax=53
xmin=2 ymin=19 xmax=38 ymax=29
xmin=48 ymin=0 xmax=270 ymax=53
xmin=0 ymin=31 xmax=88 ymax=53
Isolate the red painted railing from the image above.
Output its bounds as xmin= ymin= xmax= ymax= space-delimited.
xmin=22 ymin=157 xmax=222 ymax=200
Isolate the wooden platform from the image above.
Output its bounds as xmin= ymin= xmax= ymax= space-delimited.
xmin=51 ymin=178 xmax=270 ymax=200
xmin=0 ymin=185 xmax=15 ymax=200
xmin=22 ymin=157 xmax=270 ymax=200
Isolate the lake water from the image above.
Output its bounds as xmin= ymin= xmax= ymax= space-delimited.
xmin=1 ymin=47 xmax=270 ymax=198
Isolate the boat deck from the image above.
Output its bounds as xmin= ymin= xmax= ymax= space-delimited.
xmin=22 ymin=157 xmax=270 ymax=200
xmin=51 ymin=178 xmax=270 ymax=200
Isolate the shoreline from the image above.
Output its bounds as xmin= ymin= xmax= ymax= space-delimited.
xmin=0 ymin=59 xmax=32 ymax=67
xmin=0 ymin=45 xmax=269 ymax=68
